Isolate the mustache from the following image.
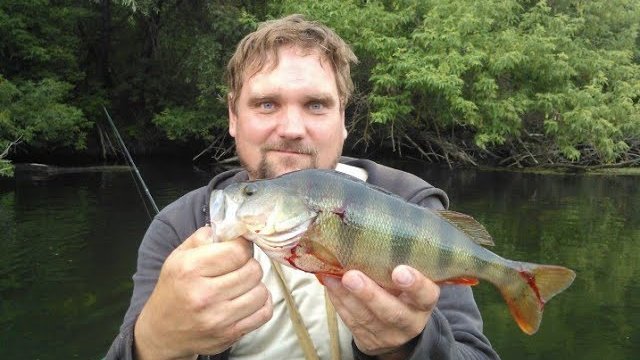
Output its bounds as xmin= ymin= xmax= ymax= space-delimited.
xmin=261 ymin=141 xmax=317 ymax=155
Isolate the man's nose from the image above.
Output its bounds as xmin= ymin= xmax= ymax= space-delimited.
xmin=277 ymin=106 xmax=306 ymax=138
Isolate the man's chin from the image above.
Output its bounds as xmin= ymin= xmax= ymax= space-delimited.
xmin=265 ymin=164 xmax=311 ymax=178
xmin=260 ymin=155 xmax=315 ymax=179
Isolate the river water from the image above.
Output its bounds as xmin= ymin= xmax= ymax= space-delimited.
xmin=1 ymin=158 xmax=638 ymax=359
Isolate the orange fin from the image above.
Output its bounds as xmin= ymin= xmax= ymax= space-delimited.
xmin=288 ymin=240 xmax=345 ymax=277
xmin=436 ymin=210 xmax=494 ymax=246
xmin=500 ymin=264 xmax=576 ymax=335
xmin=437 ymin=277 xmax=480 ymax=286
xmin=307 ymin=240 xmax=343 ymax=269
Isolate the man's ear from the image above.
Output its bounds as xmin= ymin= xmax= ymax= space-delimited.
xmin=228 ymin=94 xmax=237 ymax=138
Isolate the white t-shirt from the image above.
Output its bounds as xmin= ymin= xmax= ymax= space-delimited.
xmin=230 ymin=164 xmax=368 ymax=360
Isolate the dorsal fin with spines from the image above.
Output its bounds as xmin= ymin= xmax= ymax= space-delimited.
xmin=436 ymin=210 xmax=495 ymax=246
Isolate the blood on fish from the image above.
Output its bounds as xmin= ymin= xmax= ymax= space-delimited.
xmin=285 ymin=245 xmax=304 ymax=271
xmin=519 ymin=270 xmax=545 ymax=307
xmin=332 ymin=207 xmax=346 ymax=221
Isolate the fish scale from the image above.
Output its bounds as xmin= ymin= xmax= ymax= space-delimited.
xmin=210 ymin=169 xmax=576 ymax=335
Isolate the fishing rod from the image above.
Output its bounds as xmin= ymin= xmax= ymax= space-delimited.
xmin=102 ymin=106 xmax=160 ymax=215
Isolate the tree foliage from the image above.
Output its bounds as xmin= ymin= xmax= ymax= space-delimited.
xmin=1 ymin=0 xmax=639 ymax=175
xmin=0 ymin=1 xmax=92 ymax=174
xmin=277 ymin=0 xmax=640 ymax=165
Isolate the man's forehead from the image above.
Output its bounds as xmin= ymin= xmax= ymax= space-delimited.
xmin=244 ymin=45 xmax=332 ymax=81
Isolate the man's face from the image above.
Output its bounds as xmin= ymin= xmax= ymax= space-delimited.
xmin=229 ymin=46 xmax=347 ymax=180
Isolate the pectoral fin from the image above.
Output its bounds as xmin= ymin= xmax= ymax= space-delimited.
xmin=287 ymin=240 xmax=345 ymax=278
xmin=436 ymin=210 xmax=495 ymax=246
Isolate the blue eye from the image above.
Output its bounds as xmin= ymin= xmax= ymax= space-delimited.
xmin=261 ymin=102 xmax=274 ymax=110
xmin=309 ymin=102 xmax=323 ymax=111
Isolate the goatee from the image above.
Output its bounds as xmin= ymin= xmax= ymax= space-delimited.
xmin=245 ymin=140 xmax=318 ymax=179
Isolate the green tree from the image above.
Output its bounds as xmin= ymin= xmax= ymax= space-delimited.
xmin=0 ymin=75 xmax=92 ymax=174
xmin=2 ymin=0 xmax=639 ymax=171
xmin=110 ymin=1 xmax=259 ymax=145
xmin=0 ymin=1 xmax=94 ymax=175
xmin=276 ymin=0 xmax=640 ymax=166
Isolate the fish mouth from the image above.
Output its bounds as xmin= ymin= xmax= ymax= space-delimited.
xmin=250 ymin=216 xmax=315 ymax=250
xmin=209 ymin=190 xmax=226 ymax=224
xmin=210 ymin=186 xmax=316 ymax=248
xmin=209 ymin=189 xmax=248 ymax=242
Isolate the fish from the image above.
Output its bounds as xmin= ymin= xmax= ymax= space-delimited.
xmin=209 ymin=169 xmax=576 ymax=335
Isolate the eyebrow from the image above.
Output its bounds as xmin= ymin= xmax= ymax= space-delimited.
xmin=302 ymin=93 xmax=337 ymax=106
xmin=247 ymin=93 xmax=281 ymax=104
xmin=246 ymin=92 xmax=337 ymax=107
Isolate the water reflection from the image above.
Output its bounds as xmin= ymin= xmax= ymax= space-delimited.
xmin=0 ymin=160 xmax=638 ymax=359
xmin=0 ymin=161 xmax=212 ymax=359
xmin=400 ymin=163 xmax=640 ymax=360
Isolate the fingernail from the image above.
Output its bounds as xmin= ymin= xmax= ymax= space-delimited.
xmin=323 ymin=276 xmax=341 ymax=290
xmin=343 ymin=273 xmax=364 ymax=292
xmin=394 ymin=266 xmax=415 ymax=287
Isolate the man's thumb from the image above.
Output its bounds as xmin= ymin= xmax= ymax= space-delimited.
xmin=178 ymin=226 xmax=214 ymax=250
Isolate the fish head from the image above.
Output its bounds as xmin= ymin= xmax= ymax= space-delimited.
xmin=210 ymin=180 xmax=317 ymax=251
xmin=209 ymin=188 xmax=247 ymax=242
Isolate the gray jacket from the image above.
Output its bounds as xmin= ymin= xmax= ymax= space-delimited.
xmin=105 ymin=157 xmax=499 ymax=360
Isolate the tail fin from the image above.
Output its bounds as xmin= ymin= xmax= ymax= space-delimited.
xmin=499 ymin=264 xmax=576 ymax=335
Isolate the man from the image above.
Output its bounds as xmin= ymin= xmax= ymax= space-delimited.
xmin=106 ymin=14 xmax=499 ymax=360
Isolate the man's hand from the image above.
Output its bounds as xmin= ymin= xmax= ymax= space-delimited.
xmin=134 ymin=226 xmax=273 ymax=360
xmin=323 ymin=265 xmax=440 ymax=360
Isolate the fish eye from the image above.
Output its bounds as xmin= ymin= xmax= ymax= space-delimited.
xmin=243 ymin=184 xmax=258 ymax=196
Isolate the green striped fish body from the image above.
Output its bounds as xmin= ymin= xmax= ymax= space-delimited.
xmin=295 ymin=172 xmax=505 ymax=287
xmin=211 ymin=169 xmax=575 ymax=335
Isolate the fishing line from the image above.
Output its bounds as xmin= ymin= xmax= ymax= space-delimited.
xmin=126 ymin=159 xmax=155 ymax=219
xmin=103 ymin=107 xmax=160 ymax=217
xmin=105 ymin=124 xmax=154 ymax=219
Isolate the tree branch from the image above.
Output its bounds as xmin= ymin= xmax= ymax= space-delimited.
xmin=1 ymin=137 xmax=22 ymax=159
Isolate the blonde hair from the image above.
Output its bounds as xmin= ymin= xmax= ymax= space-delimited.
xmin=226 ymin=14 xmax=358 ymax=112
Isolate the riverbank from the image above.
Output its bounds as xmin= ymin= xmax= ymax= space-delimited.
xmin=475 ymin=164 xmax=640 ymax=176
